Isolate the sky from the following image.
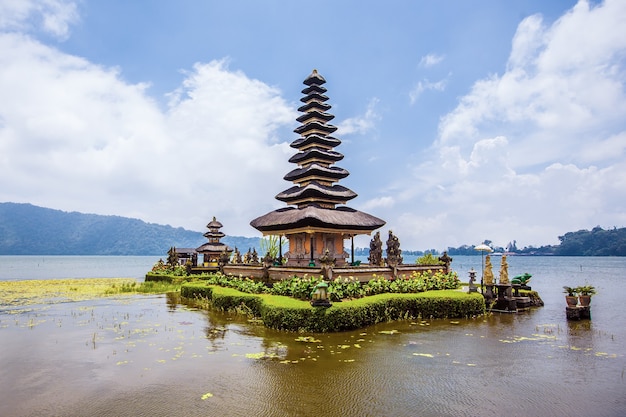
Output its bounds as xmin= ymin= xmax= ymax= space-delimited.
xmin=1 ymin=0 xmax=625 ymax=252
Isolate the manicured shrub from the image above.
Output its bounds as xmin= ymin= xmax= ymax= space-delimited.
xmin=180 ymin=282 xmax=485 ymax=333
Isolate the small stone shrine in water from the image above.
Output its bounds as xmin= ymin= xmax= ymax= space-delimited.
xmin=250 ymin=70 xmax=385 ymax=267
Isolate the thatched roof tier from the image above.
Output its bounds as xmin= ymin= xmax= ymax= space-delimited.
xmin=290 ymin=134 xmax=341 ymax=150
xmin=301 ymin=84 xmax=327 ymax=96
xmin=288 ymin=148 xmax=343 ymax=165
xmin=284 ymin=164 xmax=349 ymax=182
xmin=294 ymin=120 xmax=337 ymax=136
xmin=276 ymin=183 xmax=357 ymax=205
xmin=203 ymin=230 xmax=224 ymax=239
xmin=206 ymin=218 xmax=223 ymax=229
xmin=303 ymin=69 xmax=326 ymax=86
xmin=300 ymin=91 xmax=329 ymax=104
xmin=296 ymin=110 xmax=335 ymax=124
xmin=250 ymin=205 xmax=385 ymax=234
xmin=196 ymin=242 xmax=232 ymax=253
xmin=297 ymin=101 xmax=331 ymax=113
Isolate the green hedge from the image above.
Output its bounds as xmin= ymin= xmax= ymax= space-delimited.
xmin=181 ymin=282 xmax=485 ymax=332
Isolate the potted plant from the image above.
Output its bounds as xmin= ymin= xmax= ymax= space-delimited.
xmin=563 ymin=286 xmax=578 ymax=306
xmin=576 ymin=285 xmax=596 ymax=306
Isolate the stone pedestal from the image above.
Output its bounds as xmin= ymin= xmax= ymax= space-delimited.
xmin=483 ymin=285 xmax=495 ymax=303
xmin=493 ymin=283 xmax=516 ymax=312
xmin=566 ymin=306 xmax=591 ymax=320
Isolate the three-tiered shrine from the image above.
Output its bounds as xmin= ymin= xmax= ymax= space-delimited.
xmin=250 ymin=70 xmax=385 ymax=266
xmin=196 ymin=216 xmax=232 ymax=266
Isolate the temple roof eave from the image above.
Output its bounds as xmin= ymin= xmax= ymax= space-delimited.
xmin=196 ymin=242 xmax=233 ymax=253
xmin=250 ymin=206 xmax=385 ymax=235
xmin=290 ymin=135 xmax=341 ymax=150
xmin=284 ymin=164 xmax=349 ymax=182
xmin=276 ymin=183 xmax=357 ymax=200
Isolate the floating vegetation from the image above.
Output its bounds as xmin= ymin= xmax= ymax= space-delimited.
xmin=201 ymin=392 xmax=213 ymax=400
xmin=0 ymin=278 xmax=175 ymax=307
xmin=245 ymin=352 xmax=275 ymax=360
xmin=295 ymin=336 xmax=321 ymax=343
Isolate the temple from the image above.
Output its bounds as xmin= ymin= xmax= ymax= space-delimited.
xmin=250 ymin=70 xmax=385 ymax=266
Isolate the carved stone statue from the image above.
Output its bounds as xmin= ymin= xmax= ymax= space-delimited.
xmin=368 ymin=231 xmax=383 ymax=266
xmin=250 ymin=248 xmax=259 ymax=264
xmin=218 ymin=249 xmax=230 ymax=270
xmin=499 ymin=255 xmax=509 ymax=285
xmin=439 ymin=251 xmax=453 ymax=273
xmin=484 ymin=254 xmax=494 ymax=285
xmin=232 ymin=247 xmax=242 ymax=264
xmin=319 ymin=248 xmax=335 ymax=280
xmin=385 ymin=230 xmax=403 ymax=267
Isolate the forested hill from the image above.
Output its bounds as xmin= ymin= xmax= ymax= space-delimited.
xmin=553 ymin=226 xmax=626 ymax=256
xmin=0 ymin=202 xmax=260 ymax=255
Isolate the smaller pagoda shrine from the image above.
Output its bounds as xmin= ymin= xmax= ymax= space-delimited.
xmin=196 ymin=216 xmax=233 ymax=267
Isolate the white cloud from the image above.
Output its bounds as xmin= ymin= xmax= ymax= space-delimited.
xmin=419 ymin=53 xmax=445 ymax=68
xmin=0 ymin=33 xmax=296 ymax=236
xmin=409 ymin=78 xmax=447 ymax=104
xmin=360 ymin=196 xmax=395 ymax=211
xmin=337 ymin=98 xmax=381 ymax=135
xmin=0 ymin=0 xmax=79 ymax=40
xmin=394 ymin=0 xmax=626 ymax=249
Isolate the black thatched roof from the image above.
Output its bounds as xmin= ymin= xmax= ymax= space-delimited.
xmin=297 ymin=101 xmax=331 ymax=113
xmin=296 ymin=110 xmax=335 ymax=124
xmin=290 ymin=135 xmax=340 ymax=149
xmin=196 ymin=242 xmax=232 ymax=253
xmin=303 ymin=69 xmax=326 ymax=86
xmin=284 ymin=164 xmax=349 ymax=182
xmin=276 ymin=183 xmax=356 ymax=204
xmin=288 ymin=148 xmax=343 ymax=165
xmin=294 ymin=120 xmax=337 ymax=136
xmin=301 ymin=84 xmax=327 ymax=95
xmin=250 ymin=205 xmax=385 ymax=233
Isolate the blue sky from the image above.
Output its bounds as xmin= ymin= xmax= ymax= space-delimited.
xmin=1 ymin=0 xmax=625 ymax=251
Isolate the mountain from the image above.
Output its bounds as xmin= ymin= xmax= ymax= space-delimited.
xmin=0 ymin=202 xmax=261 ymax=255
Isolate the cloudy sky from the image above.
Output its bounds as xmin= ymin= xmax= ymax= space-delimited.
xmin=1 ymin=0 xmax=625 ymax=251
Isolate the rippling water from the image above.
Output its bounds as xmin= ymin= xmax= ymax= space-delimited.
xmin=1 ymin=256 xmax=625 ymax=416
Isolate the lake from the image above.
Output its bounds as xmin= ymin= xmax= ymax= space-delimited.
xmin=1 ymin=255 xmax=625 ymax=416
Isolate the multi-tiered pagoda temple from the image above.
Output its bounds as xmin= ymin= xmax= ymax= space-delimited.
xmin=196 ymin=216 xmax=232 ymax=266
xmin=251 ymin=70 xmax=385 ymax=267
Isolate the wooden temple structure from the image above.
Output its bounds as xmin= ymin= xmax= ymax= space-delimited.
xmin=250 ymin=69 xmax=385 ymax=267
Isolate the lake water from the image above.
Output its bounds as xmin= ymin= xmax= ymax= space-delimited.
xmin=1 ymin=255 xmax=625 ymax=416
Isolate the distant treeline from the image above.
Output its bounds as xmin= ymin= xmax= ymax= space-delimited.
xmin=444 ymin=226 xmax=626 ymax=256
